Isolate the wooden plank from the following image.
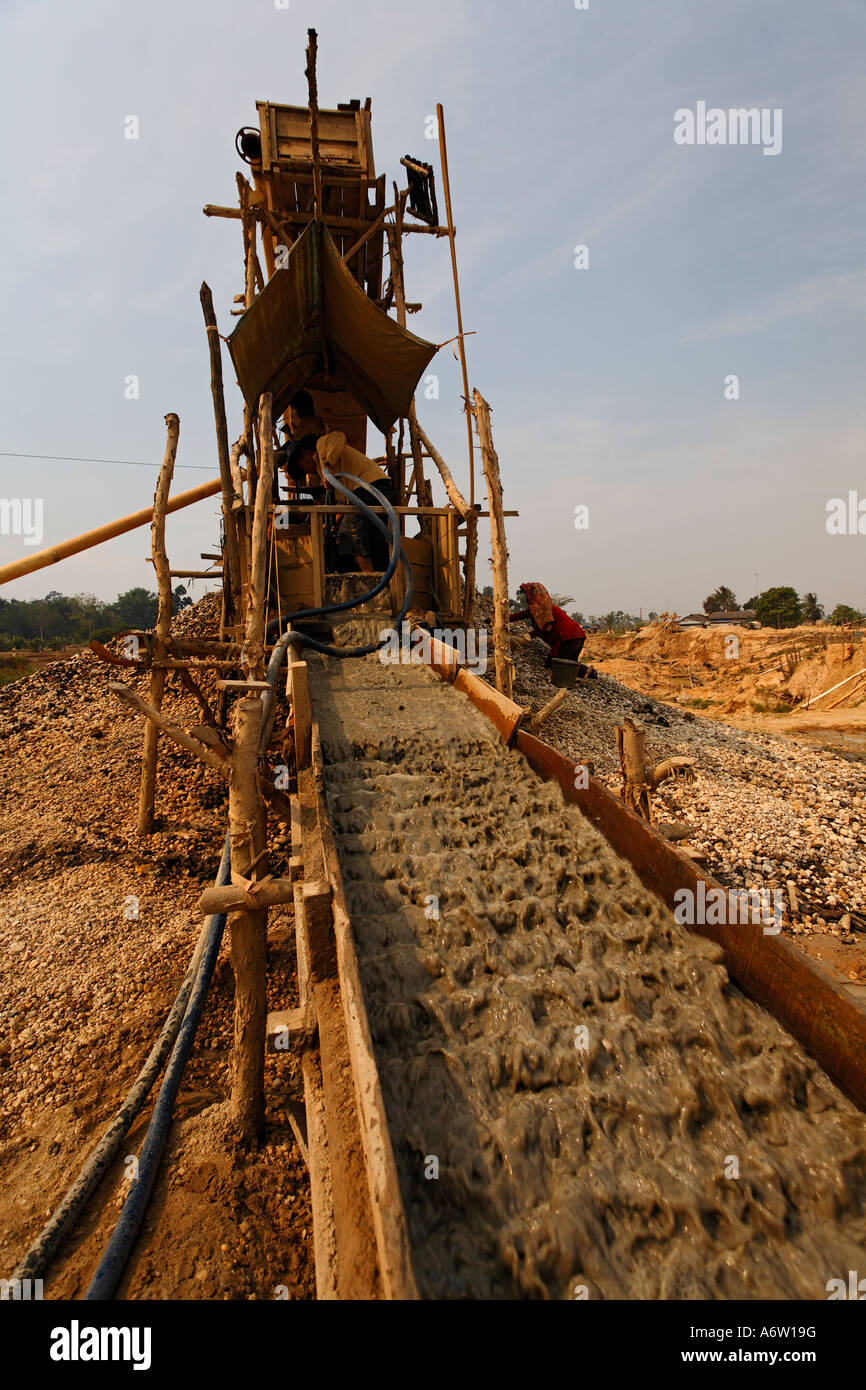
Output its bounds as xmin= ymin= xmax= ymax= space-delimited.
xmin=297 ymin=878 xmax=335 ymax=984
xmin=292 ymin=660 xmax=313 ymax=771
xmin=310 ymin=720 xmax=420 ymax=1300
xmin=310 ymin=519 xmax=325 ymax=609
xmin=452 ymin=667 xmax=524 ymax=742
xmin=293 ymin=891 xmax=338 ymax=1298
xmin=296 ymin=729 xmax=383 ymax=1299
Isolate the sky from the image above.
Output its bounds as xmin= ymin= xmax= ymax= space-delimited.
xmin=1 ymin=0 xmax=864 ymax=618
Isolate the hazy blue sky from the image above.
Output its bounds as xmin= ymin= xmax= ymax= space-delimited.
xmin=1 ymin=0 xmax=864 ymax=617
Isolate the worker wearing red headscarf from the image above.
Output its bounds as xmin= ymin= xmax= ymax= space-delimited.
xmin=510 ymin=581 xmax=586 ymax=667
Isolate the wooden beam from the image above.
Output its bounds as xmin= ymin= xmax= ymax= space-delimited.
xmin=203 ymin=204 xmax=243 ymax=220
xmin=110 ymin=683 xmax=229 ymax=774
xmin=198 ymin=876 xmax=297 ymax=914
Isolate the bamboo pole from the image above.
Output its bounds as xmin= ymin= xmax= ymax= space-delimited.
xmin=473 ymin=391 xmax=513 ymax=697
xmin=0 ymin=477 xmax=221 ymax=587
xmin=228 ymin=696 xmax=269 ymax=1144
xmin=436 ymin=103 xmax=475 ymax=507
xmin=136 ymin=414 xmax=178 ymax=835
xmin=803 ymin=665 xmax=866 ymax=708
xmin=199 ymin=283 xmax=242 ymax=611
xmin=243 ymin=392 xmax=275 ymax=680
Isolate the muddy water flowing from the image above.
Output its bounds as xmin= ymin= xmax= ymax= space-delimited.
xmin=310 ymin=646 xmax=866 ymax=1299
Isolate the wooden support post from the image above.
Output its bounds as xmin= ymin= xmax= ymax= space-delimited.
xmin=473 ymin=390 xmax=513 ymax=698
xmin=306 ymin=29 xmax=322 ymax=220
xmin=310 ymin=516 xmax=325 ymax=608
xmin=228 ymin=696 xmax=268 ymax=1145
xmin=617 ymin=717 xmax=652 ymax=820
xmin=136 ymin=413 xmax=178 ymax=835
xmin=243 ymin=391 xmax=275 ymax=679
xmin=199 ymin=283 xmax=242 ymax=614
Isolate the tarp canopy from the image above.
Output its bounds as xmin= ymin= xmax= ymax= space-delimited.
xmin=227 ymin=220 xmax=437 ymax=435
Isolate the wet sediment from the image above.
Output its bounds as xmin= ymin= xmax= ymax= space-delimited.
xmin=310 ymin=647 xmax=866 ymax=1300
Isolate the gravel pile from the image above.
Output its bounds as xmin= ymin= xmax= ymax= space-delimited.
xmin=0 ymin=595 xmax=312 ymax=1298
xmin=493 ymin=628 xmax=866 ymax=947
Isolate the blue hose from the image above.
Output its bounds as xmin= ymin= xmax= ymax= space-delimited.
xmin=83 ymin=837 xmax=231 ymax=1300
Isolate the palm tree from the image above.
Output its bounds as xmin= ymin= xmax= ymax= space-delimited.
xmin=802 ymin=592 xmax=824 ymax=623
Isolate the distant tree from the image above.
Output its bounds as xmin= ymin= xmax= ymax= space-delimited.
xmin=111 ymin=588 xmax=159 ymax=630
xmin=171 ymin=584 xmax=193 ymax=615
xmin=751 ymin=586 xmax=802 ymax=628
xmin=569 ymin=611 xmax=585 ymax=625
xmin=703 ymin=585 xmax=738 ymax=614
xmin=801 ymin=592 xmax=824 ymax=623
xmin=828 ymin=603 xmax=864 ymax=626
xmin=648 ymin=611 xmax=658 ymax=621
xmin=599 ymin=610 xmax=640 ymax=632
xmin=481 ymin=585 xmax=494 ymax=599
xmin=550 ymin=593 xmax=575 ymax=609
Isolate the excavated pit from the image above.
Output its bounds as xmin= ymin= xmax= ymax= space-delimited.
xmin=309 ymin=638 xmax=866 ymax=1300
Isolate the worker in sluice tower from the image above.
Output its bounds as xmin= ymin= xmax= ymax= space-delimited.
xmin=287 ymin=389 xmax=325 ymax=442
xmin=313 ymin=431 xmax=396 ymax=574
xmin=509 ymin=581 xmax=587 ymax=668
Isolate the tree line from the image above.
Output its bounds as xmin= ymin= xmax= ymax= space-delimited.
xmin=703 ymin=585 xmax=863 ymax=628
xmin=0 ymin=587 xmax=192 ymax=650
